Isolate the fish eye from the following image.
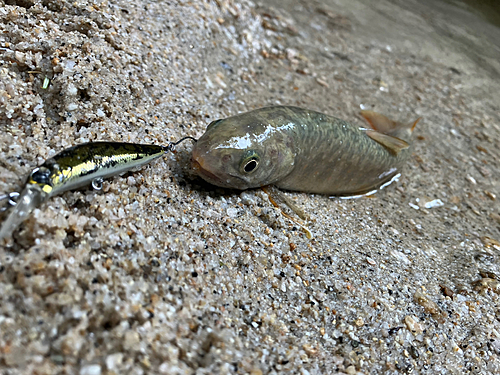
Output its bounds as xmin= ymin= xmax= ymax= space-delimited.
xmin=244 ymin=159 xmax=258 ymax=173
xmin=240 ymin=151 xmax=260 ymax=174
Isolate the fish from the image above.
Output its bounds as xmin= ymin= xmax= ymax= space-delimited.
xmin=0 ymin=138 xmax=196 ymax=241
xmin=191 ymin=106 xmax=419 ymax=195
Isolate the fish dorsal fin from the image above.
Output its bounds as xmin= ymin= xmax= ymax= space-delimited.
xmin=365 ymin=130 xmax=409 ymax=156
xmin=361 ymin=110 xmax=421 ymax=134
xmin=360 ymin=110 xmax=398 ymax=134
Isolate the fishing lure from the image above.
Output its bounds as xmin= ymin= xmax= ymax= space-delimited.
xmin=0 ymin=137 xmax=196 ymax=241
xmin=192 ymin=106 xmax=419 ymax=195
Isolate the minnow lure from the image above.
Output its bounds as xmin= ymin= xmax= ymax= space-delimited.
xmin=0 ymin=137 xmax=196 ymax=240
xmin=191 ymin=106 xmax=419 ymax=195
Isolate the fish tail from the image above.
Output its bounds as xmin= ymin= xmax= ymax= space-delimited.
xmin=360 ymin=110 xmax=421 ymax=155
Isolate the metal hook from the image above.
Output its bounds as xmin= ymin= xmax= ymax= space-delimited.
xmin=0 ymin=192 xmax=20 ymax=211
xmin=163 ymin=136 xmax=197 ymax=152
xmin=91 ymin=177 xmax=104 ymax=191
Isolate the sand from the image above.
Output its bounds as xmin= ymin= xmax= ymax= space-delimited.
xmin=1 ymin=0 xmax=499 ymax=373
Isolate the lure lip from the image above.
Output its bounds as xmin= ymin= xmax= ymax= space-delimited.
xmin=0 ymin=184 xmax=47 ymax=242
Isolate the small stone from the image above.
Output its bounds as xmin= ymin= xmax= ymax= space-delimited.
xmin=409 ymin=345 xmax=419 ymax=359
xmin=424 ymin=199 xmax=444 ymax=209
xmin=123 ymin=331 xmax=140 ymax=351
xmin=66 ymin=103 xmax=78 ymax=111
xmin=414 ymin=290 xmax=445 ymax=323
xmin=280 ymin=282 xmax=287 ymax=292
xmin=490 ymin=213 xmax=500 ymax=224
xmin=484 ymin=191 xmax=496 ymax=200
xmin=345 ymin=365 xmax=357 ymax=374
xmin=105 ymin=353 xmax=123 ymax=371
xmin=316 ymin=78 xmax=329 ymax=87
xmin=366 ymin=257 xmax=376 ymax=266
xmin=226 ymin=207 xmax=238 ymax=218
xmin=404 ymin=315 xmax=423 ymax=335
xmin=440 ymin=284 xmax=454 ymax=297
xmin=15 ymin=51 xmax=26 ymax=64
xmin=80 ymin=365 xmax=101 ymax=375
xmin=302 ymin=343 xmax=318 ymax=357
xmin=67 ymin=83 xmax=77 ymax=95
xmin=390 ymin=249 xmax=410 ymax=264
xmin=466 ymin=175 xmax=477 ymax=184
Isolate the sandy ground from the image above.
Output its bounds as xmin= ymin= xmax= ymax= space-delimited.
xmin=1 ymin=0 xmax=500 ymax=374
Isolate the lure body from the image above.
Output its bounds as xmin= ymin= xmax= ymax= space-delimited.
xmin=27 ymin=142 xmax=166 ymax=197
xmin=0 ymin=142 xmax=166 ymax=240
xmin=192 ymin=106 xmax=418 ymax=195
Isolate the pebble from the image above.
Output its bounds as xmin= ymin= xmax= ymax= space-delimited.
xmin=80 ymin=365 xmax=102 ymax=375
xmin=404 ymin=315 xmax=423 ymax=335
xmin=424 ymin=199 xmax=444 ymax=209
xmin=105 ymin=353 xmax=124 ymax=371
xmin=0 ymin=0 xmax=498 ymax=374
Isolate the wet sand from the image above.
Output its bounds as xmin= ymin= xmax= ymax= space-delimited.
xmin=1 ymin=0 xmax=499 ymax=373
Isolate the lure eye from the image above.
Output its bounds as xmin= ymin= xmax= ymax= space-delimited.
xmin=30 ymin=167 xmax=52 ymax=185
xmin=240 ymin=151 xmax=260 ymax=174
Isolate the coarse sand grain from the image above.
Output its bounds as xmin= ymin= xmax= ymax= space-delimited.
xmin=1 ymin=0 xmax=499 ymax=373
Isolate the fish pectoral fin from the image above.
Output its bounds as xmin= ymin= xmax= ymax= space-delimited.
xmin=365 ymin=130 xmax=409 ymax=156
xmin=360 ymin=110 xmax=398 ymax=133
xmin=411 ymin=117 xmax=421 ymax=132
xmin=261 ymin=186 xmax=313 ymax=239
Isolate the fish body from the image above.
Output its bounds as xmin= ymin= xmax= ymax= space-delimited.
xmin=0 ymin=142 xmax=166 ymax=240
xmin=192 ymin=106 xmax=418 ymax=195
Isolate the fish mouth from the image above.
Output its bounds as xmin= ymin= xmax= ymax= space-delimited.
xmin=191 ymin=157 xmax=227 ymax=187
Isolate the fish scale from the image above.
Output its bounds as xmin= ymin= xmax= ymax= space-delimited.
xmin=277 ymin=111 xmax=402 ymax=194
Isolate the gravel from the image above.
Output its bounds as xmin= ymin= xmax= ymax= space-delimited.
xmin=1 ymin=0 xmax=499 ymax=373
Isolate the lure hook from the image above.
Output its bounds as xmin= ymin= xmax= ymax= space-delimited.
xmin=163 ymin=136 xmax=197 ymax=153
xmin=91 ymin=177 xmax=104 ymax=191
xmin=0 ymin=192 xmax=20 ymax=211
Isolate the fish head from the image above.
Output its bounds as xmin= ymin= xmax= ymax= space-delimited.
xmin=192 ymin=113 xmax=296 ymax=190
